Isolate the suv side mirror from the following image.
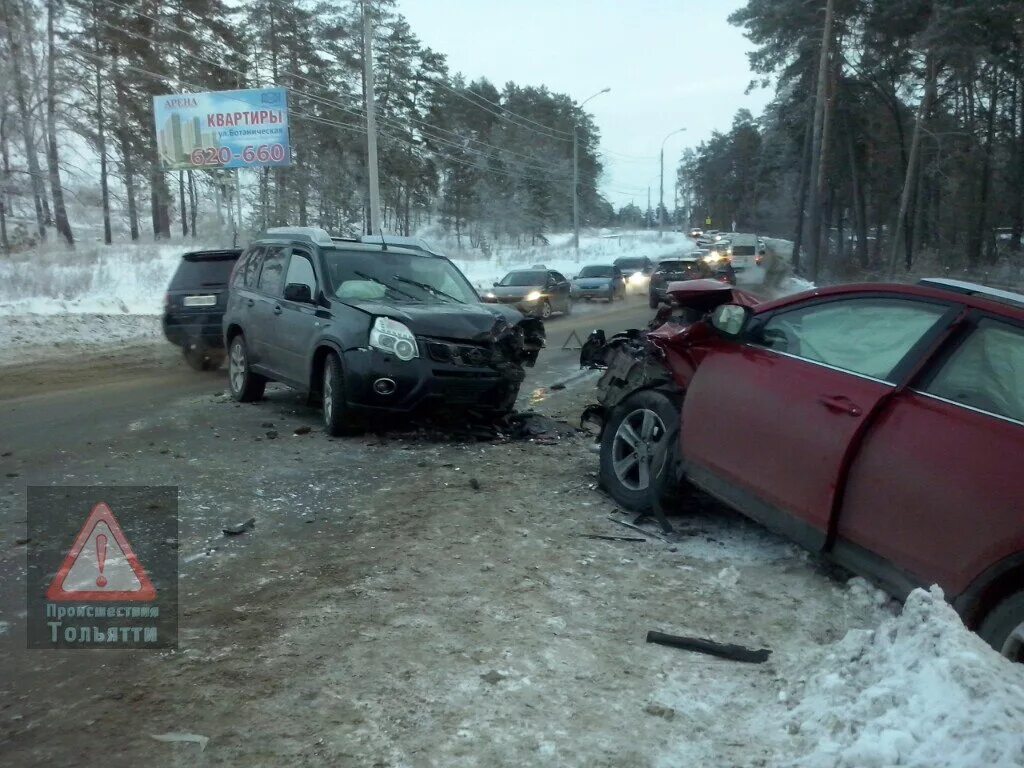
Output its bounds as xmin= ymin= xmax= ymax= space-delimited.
xmin=709 ymin=303 xmax=751 ymax=339
xmin=283 ymin=283 xmax=313 ymax=303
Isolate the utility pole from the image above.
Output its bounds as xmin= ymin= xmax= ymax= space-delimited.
xmin=659 ymin=128 xmax=686 ymax=236
xmin=573 ymin=87 xmax=610 ymax=260
xmin=572 ymin=124 xmax=579 ymax=259
xmin=806 ymin=0 xmax=835 ymax=281
xmin=647 ymin=186 xmax=651 ymax=229
xmin=362 ymin=0 xmax=382 ymax=235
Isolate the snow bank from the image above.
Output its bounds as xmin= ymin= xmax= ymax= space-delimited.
xmin=785 ymin=587 xmax=1024 ymax=768
xmin=0 ymin=229 xmax=694 ymax=316
xmin=0 ymin=241 xmax=212 ymax=316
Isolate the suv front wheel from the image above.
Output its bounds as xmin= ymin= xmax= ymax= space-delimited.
xmin=228 ymin=334 xmax=266 ymax=402
xmin=322 ymin=352 xmax=359 ymax=436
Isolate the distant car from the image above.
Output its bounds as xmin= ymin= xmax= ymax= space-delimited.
xmin=648 ymin=257 xmax=713 ymax=308
xmin=572 ymin=264 xmax=626 ymax=302
xmin=696 ymin=230 xmax=723 ymax=247
xmin=613 ymin=256 xmax=655 ymax=293
xmin=728 ymin=235 xmax=759 ymax=273
xmin=482 ymin=269 xmax=572 ymax=319
xmin=587 ymin=277 xmax=1024 ymax=662
xmin=163 ymin=248 xmax=242 ymax=370
xmin=223 ymin=228 xmax=545 ymax=434
xmin=689 ymin=227 xmax=704 ymax=239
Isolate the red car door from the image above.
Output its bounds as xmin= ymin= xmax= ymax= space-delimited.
xmin=682 ymin=295 xmax=952 ymax=550
xmin=835 ymin=314 xmax=1024 ymax=600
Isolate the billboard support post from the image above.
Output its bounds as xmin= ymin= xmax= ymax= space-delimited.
xmin=235 ymin=169 xmax=242 ymax=245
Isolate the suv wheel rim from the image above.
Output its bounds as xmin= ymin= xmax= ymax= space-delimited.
xmin=229 ymin=341 xmax=245 ymax=393
xmin=1002 ymin=621 xmax=1024 ymax=662
xmin=323 ymin=364 xmax=334 ymax=424
xmin=541 ymin=301 xmax=552 ymax=319
xmin=612 ymin=408 xmax=666 ymax=492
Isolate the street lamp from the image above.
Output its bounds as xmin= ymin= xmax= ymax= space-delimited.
xmin=659 ymin=127 xmax=687 ymax=236
xmin=573 ymin=87 xmax=611 ymax=260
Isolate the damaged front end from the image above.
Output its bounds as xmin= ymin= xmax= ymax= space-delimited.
xmin=579 ymin=280 xmax=758 ymax=438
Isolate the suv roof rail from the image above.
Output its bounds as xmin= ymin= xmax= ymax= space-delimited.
xmin=262 ymin=226 xmax=335 ymax=246
xmin=918 ymin=277 xmax=1024 ymax=308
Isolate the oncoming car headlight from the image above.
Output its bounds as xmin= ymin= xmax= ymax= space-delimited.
xmin=370 ymin=316 xmax=419 ymax=361
xmin=628 ymin=271 xmax=646 ymax=285
xmin=524 ymin=290 xmax=542 ymax=302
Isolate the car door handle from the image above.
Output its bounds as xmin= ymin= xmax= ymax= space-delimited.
xmin=818 ymin=395 xmax=862 ymax=417
xmin=273 ymin=305 xmax=282 ymax=315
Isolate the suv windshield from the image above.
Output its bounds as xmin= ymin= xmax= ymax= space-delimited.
xmin=499 ymin=270 xmax=547 ymax=287
xmin=578 ymin=266 xmax=614 ymax=278
xmin=614 ymin=258 xmax=646 ymax=271
xmin=323 ymin=248 xmax=478 ymax=304
xmin=656 ymin=261 xmax=694 ymax=271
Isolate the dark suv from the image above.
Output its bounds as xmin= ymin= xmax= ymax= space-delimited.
xmin=163 ymin=248 xmax=242 ymax=369
xmin=222 ymin=228 xmax=545 ymax=435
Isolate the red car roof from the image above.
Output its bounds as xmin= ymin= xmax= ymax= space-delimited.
xmin=756 ymin=279 xmax=1024 ymax=321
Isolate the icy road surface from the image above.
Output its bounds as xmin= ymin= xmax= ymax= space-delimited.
xmin=1 ymin=295 xmax=1021 ymax=767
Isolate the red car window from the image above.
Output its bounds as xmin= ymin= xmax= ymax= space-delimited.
xmin=923 ymin=318 xmax=1024 ymax=423
xmin=755 ymin=297 xmax=948 ymax=381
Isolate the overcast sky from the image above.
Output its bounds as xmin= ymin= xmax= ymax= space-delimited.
xmin=396 ymin=0 xmax=772 ymax=211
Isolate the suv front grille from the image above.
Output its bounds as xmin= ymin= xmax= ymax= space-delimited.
xmin=424 ymin=338 xmax=501 ymax=367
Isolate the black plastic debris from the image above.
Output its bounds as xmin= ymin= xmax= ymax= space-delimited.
xmin=222 ymin=517 xmax=256 ymax=536
xmin=646 ymin=630 xmax=771 ymax=664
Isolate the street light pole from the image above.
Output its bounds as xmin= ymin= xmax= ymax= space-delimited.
xmin=659 ymin=128 xmax=686 ymax=236
xmin=573 ymin=87 xmax=610 ymax=261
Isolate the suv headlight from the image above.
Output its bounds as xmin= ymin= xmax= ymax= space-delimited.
xmin=524 ymin=290 xmax=542 ymax=302
xmin=370 ymin=316 xmax=419 ymax=361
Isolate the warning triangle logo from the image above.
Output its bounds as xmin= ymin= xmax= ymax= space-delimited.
xmin=46 ymin=502 xmax=157 ymax=602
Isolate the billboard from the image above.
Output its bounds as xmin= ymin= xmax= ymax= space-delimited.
xmin=153 ymin=87 xmax=290 ymax=171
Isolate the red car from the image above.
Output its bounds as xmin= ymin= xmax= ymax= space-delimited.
xmin=585 ymin=278 xmax=1024 ymax=660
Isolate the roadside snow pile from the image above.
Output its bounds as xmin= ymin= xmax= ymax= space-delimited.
xmin=0 ymin=314 xmax=163 ymax=366
xmin=0 ymin=241 xmax=216 ymax=315
xmin=786 ymin=586 xmax=1024 ymax=768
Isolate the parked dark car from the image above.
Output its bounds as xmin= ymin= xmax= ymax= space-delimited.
xmin=613 ymin=256 xmax=655 ymax=294
xmin=222 ymin=228 xmax=545 ymax=435
xmin=583 ymin=277 xmax=1024 ymax=661
xmin=571 ymin=264 xmax=626 ymax=302
xmin=481 ymin=269 xmax=572 ymax=318
xmin=163 ymin=248 xmax=242 ymax=370
xmin=648 ymin=257 xmax=713 ymax=308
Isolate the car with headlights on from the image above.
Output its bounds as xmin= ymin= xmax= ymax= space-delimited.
xmin=481 ymin=269 xmax=572 ymax=319
xmin=571 ymin=264 xmax=626 ymax=302
xmin=613 ymin=256 xmax=655 ymax=294
xmin=648 ymin=257 xmax=714 ymax=308
xmin=222 ymin=227 xmax=545 ymax=435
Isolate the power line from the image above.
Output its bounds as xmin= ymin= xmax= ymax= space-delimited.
xmin=89 ymin=0 xmax=564 ymax=170
xmin=431 ymin=79 xmax=573 ymax=142
xmin=65 ymin=48 xmax=571 ymax=186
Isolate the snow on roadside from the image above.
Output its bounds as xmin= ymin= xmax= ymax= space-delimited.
xmin=0 ymin=314 xmax=163 ymax=367
xmin=783 ymin=586 xmax=1024 ymax=768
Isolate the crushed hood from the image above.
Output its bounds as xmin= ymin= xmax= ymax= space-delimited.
xmin=341 ymin=298 xmax=534 ymax=341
